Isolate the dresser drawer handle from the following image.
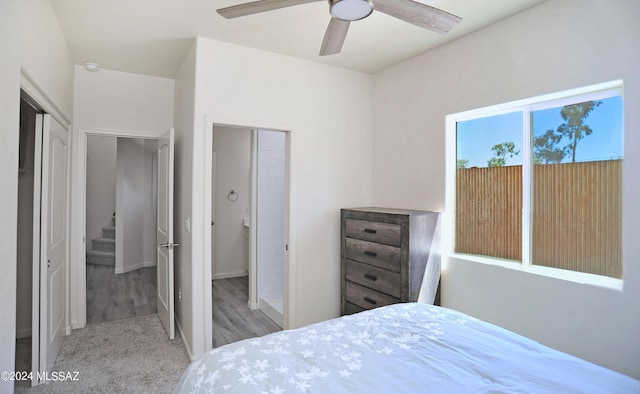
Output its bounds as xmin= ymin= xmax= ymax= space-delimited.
xmin=364 ymin=251 xmax=377 ymax=257
xmin=364 ymin=228 xmax=377 ymax=234
xmin=364 ymin=274 xmax=377 ymax=282
xmin=363 ymin=297 xmax=377 ymax=305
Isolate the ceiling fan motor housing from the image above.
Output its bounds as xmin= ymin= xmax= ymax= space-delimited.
xmin=329 ymin=0 xmax=373 ymax=21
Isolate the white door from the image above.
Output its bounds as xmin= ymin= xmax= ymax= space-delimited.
xmin=157 ymin=129 xmax=175 ymax=339
xmin=33 ymin=114 xmax=68 ymax=384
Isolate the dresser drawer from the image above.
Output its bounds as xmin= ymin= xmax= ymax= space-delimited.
xmin=345 ymin=281 xmax=399 ymax=310
xmin=346 ymin=260 xmax=401 ymax=298
xmin=345 ymin=219 xmax=401 ymax=246
xmin=343 ymin=302 xmax=365 ymax=315
xmin=345 ymin=238 xmax=401 ymax=272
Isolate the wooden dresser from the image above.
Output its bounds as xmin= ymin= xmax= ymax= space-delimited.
xmin=341 ymin=207 xmax=440 ymax=315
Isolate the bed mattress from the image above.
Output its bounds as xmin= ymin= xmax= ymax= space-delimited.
xmin=175 ymin=303 xmax=639 ymax=393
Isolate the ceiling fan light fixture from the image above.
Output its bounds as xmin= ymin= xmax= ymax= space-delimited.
xmin=329 ymin=0 xmax=373 ymax=21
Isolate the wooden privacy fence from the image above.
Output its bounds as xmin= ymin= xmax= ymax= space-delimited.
xmin=456 ymin=160 xmax=621 ymax=278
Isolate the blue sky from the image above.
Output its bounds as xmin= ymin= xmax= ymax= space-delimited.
xmin=457 ymin=96 xmax=623 ymax=168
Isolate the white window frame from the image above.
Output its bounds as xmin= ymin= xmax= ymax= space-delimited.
xmin=444 ymin=80 xmax=624 ymax=289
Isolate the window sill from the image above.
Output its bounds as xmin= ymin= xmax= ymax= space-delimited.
xmin=448 ymin=253 xmax=624 ymax=291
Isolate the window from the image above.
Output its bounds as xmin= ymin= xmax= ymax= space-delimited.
xmin=447 ymin=81 xmax=623 ymax=283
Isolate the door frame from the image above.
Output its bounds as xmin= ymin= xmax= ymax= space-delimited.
xmin=203 ymin=115 xmax=296 ymax=348
xmin=70 ymin=127 xmax=165 ymax=329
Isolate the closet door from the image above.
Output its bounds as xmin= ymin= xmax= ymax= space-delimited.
xmin=33 ymin=114 xmax=69 ymax=384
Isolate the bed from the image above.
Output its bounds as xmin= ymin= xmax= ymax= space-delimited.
xmin=175 ymin=303 xmax=639 ymax=393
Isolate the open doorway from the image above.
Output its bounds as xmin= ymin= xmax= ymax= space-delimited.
xmin=210 ymin=125 xmax=288 ymax=346
xmin=14 ymin=96 xmax=39 ymax=389
xmin=84 ymin=135 xmax=158 ymax=325
xmin=73 ymin=127 xmax=175 ymax=341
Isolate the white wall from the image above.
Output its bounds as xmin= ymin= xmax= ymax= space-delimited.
xmin=257 ymin=130 xmax=286 ymax=308
xmin=73 ymin=67 xmax=174 ymax=132
xmin=116 ymin=138 xmax=158 ymax=273
xmin=372 ymin=0 xmax=640 ymax=379
xmin=1 ymin=1 xmax=74 ymax=391
xmin=212 ymin=126 xmax=251 ymax=279
xmin=0 ymin=2 xmax=22 ymax=386
xmin=172 ymin=40 xmax=197 ymax=359
xmin=86 ymin=135 xmax=116 ymax=251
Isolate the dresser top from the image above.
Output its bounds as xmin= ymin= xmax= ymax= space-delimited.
xmin=342 ymin=207 xmax=439 ymax=216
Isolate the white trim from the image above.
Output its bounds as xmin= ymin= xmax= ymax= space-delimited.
xmin=444 ymin=80 xmax=624 ymax=288
xmin=249 ymin=129 xmax=258 ymax=311
xmin=449 ymin=253 xmax=624 ymax=290
xmin=16 ymin=328 xmax=32 ymax=339
xmin=283 ymin=129 xmax=295 ymax=329
xmin=450 ymin=80 xmax=623 ymax=122
xmin=31 ymin=114 xmax=44 ymax=385
xmin=521 ymin=108 xmax=532 ymax=267
xmin=20 ymin=70 xmax=71 ymax=128
xmin=212 ymin=271 xmax=248 ymax=280
xmin=202 ymin=116 xmax=214 ymax=353
xmin=259 ymin=298 xmax=284 ymax=328
xmin=175 ymin=318 xmax=195 ymax=362
xmin=114 ymin=260 xmax=156 ymax=274
xmin=71 ymin=127 xmax=167 ymax=330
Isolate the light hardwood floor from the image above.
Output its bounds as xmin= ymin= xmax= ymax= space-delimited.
xmin=212 ymin=276 xmax=282 ymax=348
xmin=86 ymin=264 xmax=157 ymax=325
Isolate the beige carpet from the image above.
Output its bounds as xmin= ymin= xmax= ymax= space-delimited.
xmin=15 ymin=315 xmax=190 ymax=394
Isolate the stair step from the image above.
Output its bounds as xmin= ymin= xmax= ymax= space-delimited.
xmin=102 ymin=226 xmax=115 ymax=239
xmin=92 ymin=237 xmax=115 ymax=252
xmin=87 ymin=250 xmax=115 ymax=267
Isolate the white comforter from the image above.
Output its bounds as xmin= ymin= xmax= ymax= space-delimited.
xmin=175 ymin=303 xmax=639 ymax=393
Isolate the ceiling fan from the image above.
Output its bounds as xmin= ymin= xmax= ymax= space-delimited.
xmin=216 ymin=0 xmax=462 ymax=56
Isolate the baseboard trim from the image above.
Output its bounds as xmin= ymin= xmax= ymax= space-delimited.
xmin=259 ymin=298 xmax=284 ymax=328
xmin=115 ymin=260 xmax=156 ymax=274
xmin=212 ymin=271 xmax=248 ymax=280
xmin=175 ymin=318 xmax=195 ymax=362
xmin=16 ymin=328 xmax=32 ymax=339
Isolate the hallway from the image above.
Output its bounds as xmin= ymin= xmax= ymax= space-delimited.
xmin=86 ymin=265 xmax=157 ymax=325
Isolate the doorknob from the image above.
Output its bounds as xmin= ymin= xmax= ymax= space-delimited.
xmin=47 ymin=259 xmax=51 ymax=268
xmin=160 ymin=242 xmax=180 ymax=249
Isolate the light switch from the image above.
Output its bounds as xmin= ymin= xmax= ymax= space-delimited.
xmin=184 ymin=217 xmax=191 ymax=233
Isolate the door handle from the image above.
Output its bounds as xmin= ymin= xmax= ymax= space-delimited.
xmin=160 ymin=243 xmax=180 ymax=249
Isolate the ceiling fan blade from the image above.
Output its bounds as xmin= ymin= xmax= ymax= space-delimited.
xmin=217 ymin=0 xmax=322 ymax=18
xmin=373 ymin=0 xmax=462 ymax=34
xmin=319 ymin=18 xmax=350 ymax=56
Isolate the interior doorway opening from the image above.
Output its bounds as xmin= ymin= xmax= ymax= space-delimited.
xmin=15 ymin=95 xmax=40 ymax=389
xmin=73 ymin=127 xmax=175 ymax=341
xmin=84 ymin=135 xmax=158 ymax=325
xmin=210 ymin=124 xmax=289 ymax=345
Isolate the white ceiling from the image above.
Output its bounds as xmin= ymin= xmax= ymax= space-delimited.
xmin=50 ymin=0 xmax=546 ymax=78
